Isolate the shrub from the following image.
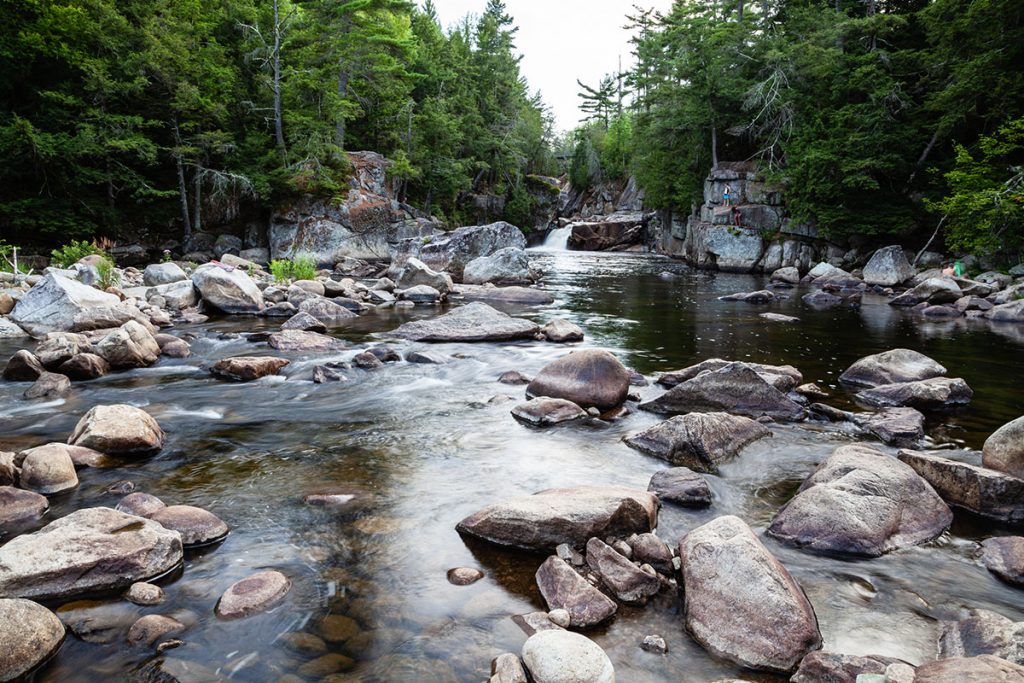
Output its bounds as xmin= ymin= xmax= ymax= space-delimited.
xmin=0 ymin=239 xmax=27 ymax=274
xmin=95 ymin=256 xmax=120 ymax=289
xmin=51 ymin=240 xmax=105 ymax=268
xmin=270 ymin=254 xmax=317 ymax=282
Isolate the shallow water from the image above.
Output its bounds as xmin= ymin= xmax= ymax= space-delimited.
xmin=2 ymin=251 xmax=1023 ymax=682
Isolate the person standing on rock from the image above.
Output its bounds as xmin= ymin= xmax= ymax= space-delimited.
xmin=723 ymin=184 xmax=733 ymax=207
xmin=732 ymin=206 xmax=742 ymax=226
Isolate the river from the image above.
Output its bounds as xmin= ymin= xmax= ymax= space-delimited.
xmin=2 ymin=250 xmax=1023 ymax=682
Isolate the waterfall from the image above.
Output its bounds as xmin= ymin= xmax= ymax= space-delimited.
xmin=537 ymin=226 xmax=572 ymax=251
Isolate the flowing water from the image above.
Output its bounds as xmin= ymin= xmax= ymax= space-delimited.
xmin=2 ymin=251 xmax=1024 ymax=682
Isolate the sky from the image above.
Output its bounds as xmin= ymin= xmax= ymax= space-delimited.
xmin=429 ymin=0 xmax=676 ymax=133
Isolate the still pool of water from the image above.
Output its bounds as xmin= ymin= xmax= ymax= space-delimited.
xmin=1 ymin=251 xmax=1023 ymax=682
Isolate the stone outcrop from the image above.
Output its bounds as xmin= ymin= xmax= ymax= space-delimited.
xmin=391 ymin=302 xmax=539 ymax=342
xmin=767 ymin=444 xmax=952 ymax=557
xmin=463 ymin=247 xmax=535 ymax=285
xmin=640 ymin=362 xmax=804 ymax=420
xmin=10 ymin=273 xmax=120 ymax=337
xmin=678 ymin=515 xmax=822 ymax=673
xmin=394 ymin=221 xmax=527 ymax=279
xmin=898 ymin=449 xmax=1024 ymax=523
xmin=456 ymin=486 xmax=658 ymax=552
xmin=625 ymin=412 xmax=770 ymax=472
xmin=0 ymin=507 xmax=183 ymax=600
xmin=862 ymin=245 xmax=915 ymax=286
xmin=525 ymin=349 xmax=631 ymax=411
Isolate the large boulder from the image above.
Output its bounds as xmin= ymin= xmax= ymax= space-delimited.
xmin=525 ymin=350 xmax=631 ymax=411
xmin=58 ymin=353 xmax=110 ymax=380
xmin=10 ymin=273 xmax=120 ymax=337
xmin=898 ymin=449 xmax=1024 ymax=524
xmin=535 ymin=556 xmax=617 ymax=628
xmin=984 ymin=416 xmax=1024 ymax=478
xmin=391 ymin=302 xmax=539 ymax=342
xmin=862 ymin=245 xmax=916 ymax=286
xmin=70 ymin=302 xmax=152 ymax=333
xmin=456 ymin=486 xmax=658 ymax=552
xmin=624 ymin=412 xmax=770 ymax=472
xmin=143 ymin=262 xmax=188 ymax=287
xmin=890 ymin=277 xmax=962 ymax=306
xmin=981 ymin=537 xmax=1024 ymax=586
xmin=3 ymin=350 xmax=45 ymax=381
xmin=0 ymin=507 xmax=183 ymax=600
xmin=412 ymin=222 xmax=527 ymax=279
xmin=520 ymin=630 xmax=614 ymax=683
xmin=568 ymin=216 xmax=646 ymax=252
xmin=678 ymin=515 xmax=821 ymax=673
xmin=986 ymin=300 xmax=1024 ymax=323
xmin=191 ymin=265 xmax=263 ymax=314
xmin=0 ymin=598 xmax=66 ymax=682
xmin=147 ymin=280 xmax=198 ymax=310
xmin=463 ymin=247 xmax=535 ymax=285
xmin=839 ymin=349 xmax=947 ymax=388
xmin=640 ymin=362 xmax=804 ymax=420
xmin=395 ymin=257 xmax=453 ymax=295
xmin=298 ymin=297 xmax=358 ymax=326
xmin=647 ymin=468 xmax=713 ymax=507
xmin=510 ymin=398 xmax=587 ymax=427
xmin=211 ymin=356 xmax=290 ymax=381
xmin=855 ymin=377 xmax=973 ymax=410
xmin=914 ymin=655 xmax=1024 ymax=682
xmin=95 ymin=320 xmax=161 ymax=369
xmin=684 ymin=224 xmax=765 ymax=273
xmin=940 ymin=609 xmax=1024 ymax=665
xmin=766 ymin=444 xmax=952 ymax=557
xmin=18 ymin=444 xmax=80 ymax=495
xmin=68 ymin=404 xmax=165 ymax=455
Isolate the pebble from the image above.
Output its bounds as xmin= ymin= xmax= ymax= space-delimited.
xmin=641 ymin=634 xmax=668 ymax=653
xmin=447 ymin=567 xmax=484 ymax=586
xmin=126 ymin=582 xmax=165 ymax=606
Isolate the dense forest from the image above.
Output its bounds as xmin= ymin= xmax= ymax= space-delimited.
xmin=571 ymin=0 xmax=1024 ymax=257
xmin=0 ymin=0 xmax=555 ymax=245
xmin=2 ymin=0 xmax=1022 ymax=259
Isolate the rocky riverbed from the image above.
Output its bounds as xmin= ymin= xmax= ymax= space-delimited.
xmin=1 ymin=245 xmax=1024 ymax=682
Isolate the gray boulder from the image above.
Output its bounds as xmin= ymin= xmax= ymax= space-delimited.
xmin=267 ymin=329 xmax=340 ymax=351
xmin=526 ymin=350 xmax=631 ymax=411
xmin=535 ymin=556 xmax=617 ymax=628
xmin=678 ymin=515 xmax=822 ymax=673
xmin=521 ymin=630 xmax=614 ymax=683
xmin=511 ymin=398 xmax=586 ymax=427
xmin=463 ymin=247 xmax=535 ymax=285
xmin=983 ymin=415 xmax=1024 ymax=478
xmin=147 ymin=280 xmax=197 ymax=310
xmin=391 ymin=302 xmax=539 ymax=342
xmin=767 ymin=444 xmax=952 ymax=557
xmin=625 ymin=412 xmax=770 ymax=472
xmin=282 ymin=311 xmax=327 ymax=332
xmin=299 ymin=297 xmax=358 ymax=325
xmin=395 ymin=257 xmax=453 ymax=295
xmin=839 ymin=348 xmax=947 ymax=388
xmin=398 ymin=284 xmax=441 ymax=303
xmin=640 ymin=362 xmax=804 ymax=420
xmin=852 ymin=407 xmax=925 ymax=447
xmin=0 ymin=598 xmax=66 ymax=682
xmin=143 ymin=263 xmax=187 ymax=287
xmin=863 ymin=245 xmax=916 ymax=286
xmin=986 ymin=300 xmax=1024 ymax=323
xmin=647 ymin=468 xmax=712 ymax=507
xmin=414 ymin=221 xmax=527 ymax=279
xmin=541 ymin=318 xmax=584 ymax=343
xmin=802 ymin=290 xmax=844 ymax=308
xmin=898 ymin=449 xmax=1024 ymax=523
xmin=10 ymin=273 xmax=120 ymax=337
xmin=856 ymin=377 xmax=973 ymax=410
xmin=191 ymin=265 xmax=263 ymax=314
xmin=771 ymin=267 xmax=800 ymax=284
xmin=0 ymin=317 xmax=28 ymax=339
xmin=585 ymin=537 xmax=660 ymax=605
xmin=656 ymin=358 xmax=802 ymax=391
xmin=0 ymin=507 xmax=183 ymax=600
xmin=456 ymin=486 xmax=658 ymax=552
xmin=981 ymin=537 xmax=1024 ymax=586
xmin=890 ymin=277 xmax=962 ymax=306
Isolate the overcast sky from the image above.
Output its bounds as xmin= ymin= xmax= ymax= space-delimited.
xmin=429 ymin=0 xmax=676 ymax=133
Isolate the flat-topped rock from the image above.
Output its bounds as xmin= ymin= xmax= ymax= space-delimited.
xmin=211 ymin=356 xmax=290 ymax=381
xmin=0 ymin=598 xmax=66 ymax=682
xmin=216 ymin=570 xmax=292 ymax=619
xmin=149 ymin=505 xmax=229 ymax=547
xmin=647 ymin=468 xmax=713 ymax=507
xmin=535 ymin=556 xmax=617 ymax=628
xmin=767 ymin=444 xmax=952 ymax=557
xmin=267 ymin=329 xmax=340 ymax=351
xmin=852 ymin=407 xmax=925 ymax=447
xmin=69 ymin=405 xmax=165 ymax=455
xmin=656 ymin=358 xmax=803 ymax=391
xmin=526 ymin=350 xmax=631 ymax=411
xmin=984 ymin=416 xmax=1024 ymax=479
xmin=625 ymin=412 xmax=771 ymax=472
xmin=511 ymin=398 xmax=587 ymax=427
xmin=454 ymin=284 xmax=554 ymax=305
xmin=856 ymin=377 xmax=973 ymax=410
xmin=391 ymin=302 xmax=540 ymax=342
xmin=839 ymin=348 xmax=947 ymax=388
xmin=898 ymin=449 xmax=1024 ymax=523
xmin=585 ymin=537 xmax=660 ymax=605
xmin=678 ymin=515 xmax=821 ymax=673
xmin=456 ymin=486 xmax=658 ymax=552
xmin=0 ymin=507 xmax=183 ymax=600
xmin=641 ymin=362 xmax=804 ymax=420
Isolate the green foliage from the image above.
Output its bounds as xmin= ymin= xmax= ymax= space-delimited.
xmin=930 ymin=117 xmax=1024 ymax=256
xmin=270 ymin=254 xmax=317 ymax=282
xmin=0 ymin=240 xmax=27 ymax=274
xmin=503 ymin=179 xmax=535 ymax=232
xmin=95 ymin=256 xmax=119 ymax=289
xmin=50 ymin=240 xmax=105 ymax=268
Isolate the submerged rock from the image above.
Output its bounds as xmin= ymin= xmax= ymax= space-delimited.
xmin=526 ymin=349 xmax=631 ymax=411
xmin=456 ymin=486 xmax=658 ymax=552
xmin=718 ymin=290 xmax=775 ymax=304
xmin=640 ymin=362 xmax=804 ymax=420
xmin=678 ymin=515 xmax=821 ymax=673
xmin=898 ymin=449 xmax=1024 ymax=524
xmin=211 ymin=356 xmax=290 ymax=381
xmin=391 ymin=302 xmax=539 ymax=342
xmin=150 ymin=505 xmax=229 ymax=547
xmin=127 ymin=614 xmax=184 ymax=647
xmin=839 ymin=348 xmax=948 ymax=388
xmin=856 ymin=377 xmax=973 ymax=410
xmin=511 ymin=398 xmax=587 ymax=427
xmin=535 ymin=556 xmax=617 ymax=628
xmin=215 ymin=570 xmax=291 ymax=619
xmin=68 ymin=404 xmax=165 ymax=455
xmin=0 ymin=598 xmax=66 ymax=682
xmin=624 ymin=412 xmax=770 ymax=472
xmin=983 ymin=415 xmax=1024 ymax=479
xmin=521 ymin=629 xmax=615 ymax=683
xmin=0 ymin=507 xmax=183 ymax=600
xmin=767 ymin=444 xmax=952 ymax=557
xmin=647 ymin=468 xmax=713 ymax=507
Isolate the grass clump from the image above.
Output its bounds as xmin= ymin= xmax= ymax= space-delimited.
xmin=270 ymin=254 xmax=317 ymax=282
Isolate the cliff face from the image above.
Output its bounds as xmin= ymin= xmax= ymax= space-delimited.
xmin=658 ymin=163 xmax=838 ymax=273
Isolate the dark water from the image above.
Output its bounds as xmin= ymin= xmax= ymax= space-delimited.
xmin=1 ymin=251 xmax=1023 ymax=682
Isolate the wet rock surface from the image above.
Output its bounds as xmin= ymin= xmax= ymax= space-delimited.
xmin=983 ymin=415 xmax=1024 ymax=478
xmin=215 ymin=570 xmax=292 ymax=619
xmin=526 ymin=349 xmax=631 ymax=411
xmin=520 ymin=628 xmax=615 ymax=683
xmin=511 ymin=398 xmax=587 ymax=426
xmin=981 ymin=536 xmax=1024 ymax=586
xmin=68 ymin=404 xmax=165 ymax=455
xmin=210 ymin=355 xmax=290 ymax=381
xmin=647 ymin=467 xmax=713 ymax=507
xmin=641 ymin=362 xmax=804 ymax=420
xmin=839 ymin=348 xmax=948 ymax=387
xmin=855 ymin=376 xmax=973 ymax=410
xmin=624 ymin=412 xmax=770 ymax=472
xmin=391 ymin=302 xmax=540 ymax=342
xmin=149 ymin=505 xmax=229 ymax=547
xmin=535 ymin=556 xmax=617 ymax=628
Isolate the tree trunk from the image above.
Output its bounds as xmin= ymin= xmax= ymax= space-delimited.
xmin=193 ymin=166 xmax=203 ymax=235
xmin=335 ymin=61 xmax=348 ymax=149
xmin=711 ymin=126 xmax=719 ymax=169
xmin=737 ymin=0 xmax=744 ymax=21
xmin=904 ymin=128 xmax=941 ymax=191
xmin=272 ymin=0 xmax=286 ymax=158
xmin=172 ymin=119 xmax=192 ymax=238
